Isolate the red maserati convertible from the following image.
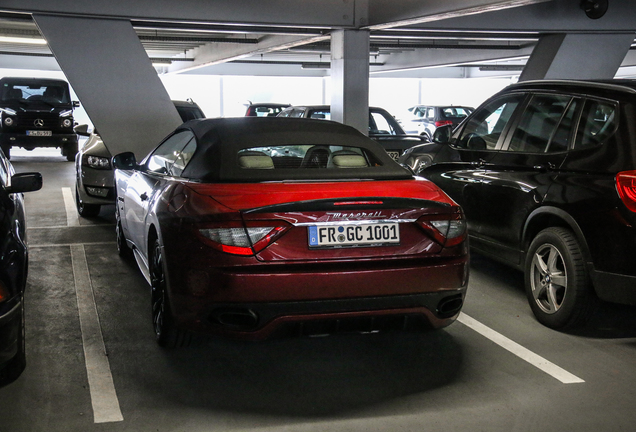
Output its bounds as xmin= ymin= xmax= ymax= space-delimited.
xmin=113 ymin=117 xmax=468 ymax=347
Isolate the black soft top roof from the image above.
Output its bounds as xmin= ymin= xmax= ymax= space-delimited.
xmin=176 ymin=117 xmax=412 ymax=182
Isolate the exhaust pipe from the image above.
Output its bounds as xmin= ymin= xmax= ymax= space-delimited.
xmin=210 ymin=308 xmax=259 ymax=329
xmin=437 ymin=294 xmax=464 ymax=318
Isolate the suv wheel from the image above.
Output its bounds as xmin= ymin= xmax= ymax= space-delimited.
xmin=0 ymin=299 xmax=26 ymax=386
xmin=524 ymin=227 xmax=595 ymax=329
xmin=64 ymin=142 xmax=78 ymax=162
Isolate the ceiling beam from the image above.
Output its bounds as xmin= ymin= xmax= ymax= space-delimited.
xmin=168 ymin=34 xmax=330 ymax=74
xmin=366 ymin=0 xmax=551 ymax=30
xmin=403 ymin=1 xmax=636 ymax=32
xmin=0 ymin=0 xmax=356 ymax=28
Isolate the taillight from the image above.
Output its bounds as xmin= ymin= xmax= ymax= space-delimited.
xmin=616 ymin=171 xmax=636 ymax=212
xmin=435 ymin=120 xmax=453 ymax=128
xmin=198 ymin=221 xmax=288 ymax=255
xmin=0 ymin=280 xmax=8 ymax=303
xmin=417 ymin=215 xmax=467 ymax=247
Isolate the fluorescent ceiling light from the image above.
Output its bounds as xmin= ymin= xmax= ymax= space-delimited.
xmin=0 ymin=36 xmax=47 ymax=45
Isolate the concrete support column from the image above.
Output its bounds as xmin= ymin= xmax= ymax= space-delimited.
xmin=33 ymin=15 xmax=182 ymax=158
xmin=330 ymin=29 xmax=370 ymax=135
xmin=520 ymin=33 xmax=635 ymax=81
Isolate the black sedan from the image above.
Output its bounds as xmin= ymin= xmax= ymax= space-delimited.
xmin=0 ymin=151 xmax=42 ymax=386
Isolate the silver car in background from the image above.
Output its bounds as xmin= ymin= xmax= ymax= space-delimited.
xmin=74 ymin=100 xmax=205 ymax=217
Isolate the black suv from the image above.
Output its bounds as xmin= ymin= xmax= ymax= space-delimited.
xmin=400 ymin=80 xmax=636 ymax=329
xmin=0 ymin=77 xmax=80 ymax=161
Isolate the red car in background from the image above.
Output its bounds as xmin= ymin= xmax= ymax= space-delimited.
xmin=113 ymin=117 xmax=468 ymax=347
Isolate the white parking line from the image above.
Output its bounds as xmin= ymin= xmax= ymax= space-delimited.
xmin=62 ymin=187 xmax=81 ymax=227
xmin=70 ymin=244 xmax=124 ymax=423
xmin=458 ymin=312 xmax=585 ymax=384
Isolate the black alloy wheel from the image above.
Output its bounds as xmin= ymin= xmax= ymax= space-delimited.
xmin=524 ymin=227 xmax=595 ymax=329
xmin=0 ymin=298 xmax=26 ymax=387
xmin=149 ymin=238 xmax=190 ymax=348
xmin=75 ymin=186 xmax=100 ymax=217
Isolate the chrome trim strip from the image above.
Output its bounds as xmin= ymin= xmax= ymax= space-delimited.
xmin=294 ymin=219 xmax=416 ymax=227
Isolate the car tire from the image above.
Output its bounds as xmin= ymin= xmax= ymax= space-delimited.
xmin=524 ymin=227 xmax=595 ymax=329
xmin=0 ymin=299 xmax=26 ymax=387
xmin=1 ymin=144 xmax=10 ymax=160
xmin=116 ymin=220 xmax=133 ymax=260
xmin=75 ymin=187 xmax=100 ymax=217
xmin=150 ymin=238 xmax=191 ymax=348
xmin=64 ymin=142 xmax=78 ymax=162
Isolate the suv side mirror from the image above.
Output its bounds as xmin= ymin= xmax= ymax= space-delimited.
xmin=112 ymin=152 xmax=138 ymax=170
xmin=73 ymin=124 xmax=90 ymax=137
xmin=6 ymin=172 xmax=42 ymax=194
xmin=433 ymin=124 xmax=452 ymax=143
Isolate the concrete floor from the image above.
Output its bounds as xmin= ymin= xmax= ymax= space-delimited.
xmin=2 ymin=149 xmax=636 ymax=432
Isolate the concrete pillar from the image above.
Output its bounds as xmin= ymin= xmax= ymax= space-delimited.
xmin=33 ymin=15 xmax=183 ymax=159
xmin=520 ymin=33 xmax=635 ymax=81
xmin=330 ymin=29 xmax=370 ymax=135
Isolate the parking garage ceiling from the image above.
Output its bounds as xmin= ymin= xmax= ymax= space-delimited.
xmin=1 ymin=1 xmax=635 ymax=79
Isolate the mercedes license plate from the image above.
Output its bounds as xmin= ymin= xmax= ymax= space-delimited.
xmin=26 ymin=130 xmax=52 ymax=137
xmin=387 ymin=151 xmax=400 ymax=160
xmin=308 ymin=223 xmax=400 ymax=248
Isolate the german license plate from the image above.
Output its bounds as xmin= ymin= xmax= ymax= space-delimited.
xmin=26 ymin=130 xmax=52 ymax=137
xmin=308 ymin=223 xmax=400 ymax=247
xmin=387 ymin=151 xmax=400 ymax=160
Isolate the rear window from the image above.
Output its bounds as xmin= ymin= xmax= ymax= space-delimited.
xmin=237 ymin=145 xmax=382 ymax=170
xmin=574 ymin=99 xmax=618 ymax=149
xmin=308 ymin=110 xmax=331 ymax=120
xmin=440 ymin=107 xmax=472 ymax=119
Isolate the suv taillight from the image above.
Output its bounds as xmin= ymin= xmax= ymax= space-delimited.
xmin=616 ymin=171 xmax=636 ymax=212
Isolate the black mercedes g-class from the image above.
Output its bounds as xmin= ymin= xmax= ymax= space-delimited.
xmin=0 ymin=77 xmax=80 ymax=161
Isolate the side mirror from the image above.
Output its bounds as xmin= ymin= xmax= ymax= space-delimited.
xmin=73 ymin=124 xmax=90 ymax=137
xmin=6 ymin=172 xmax=42 ymax=194
xmin=73 ymin=101 xmax=80 ymax=108
xmin=112 ymin=152 xmax=138 ymax=170
xmin=433 ymin=124 xmax=452 ymax=144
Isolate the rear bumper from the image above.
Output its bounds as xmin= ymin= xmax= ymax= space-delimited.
xmin=167 ymin=254 xmax=469 ymax=339
xmin=590 ymin=268 xmax=636 ymax=305
xmin=176 ymin=291 xmax=466 ymax=340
